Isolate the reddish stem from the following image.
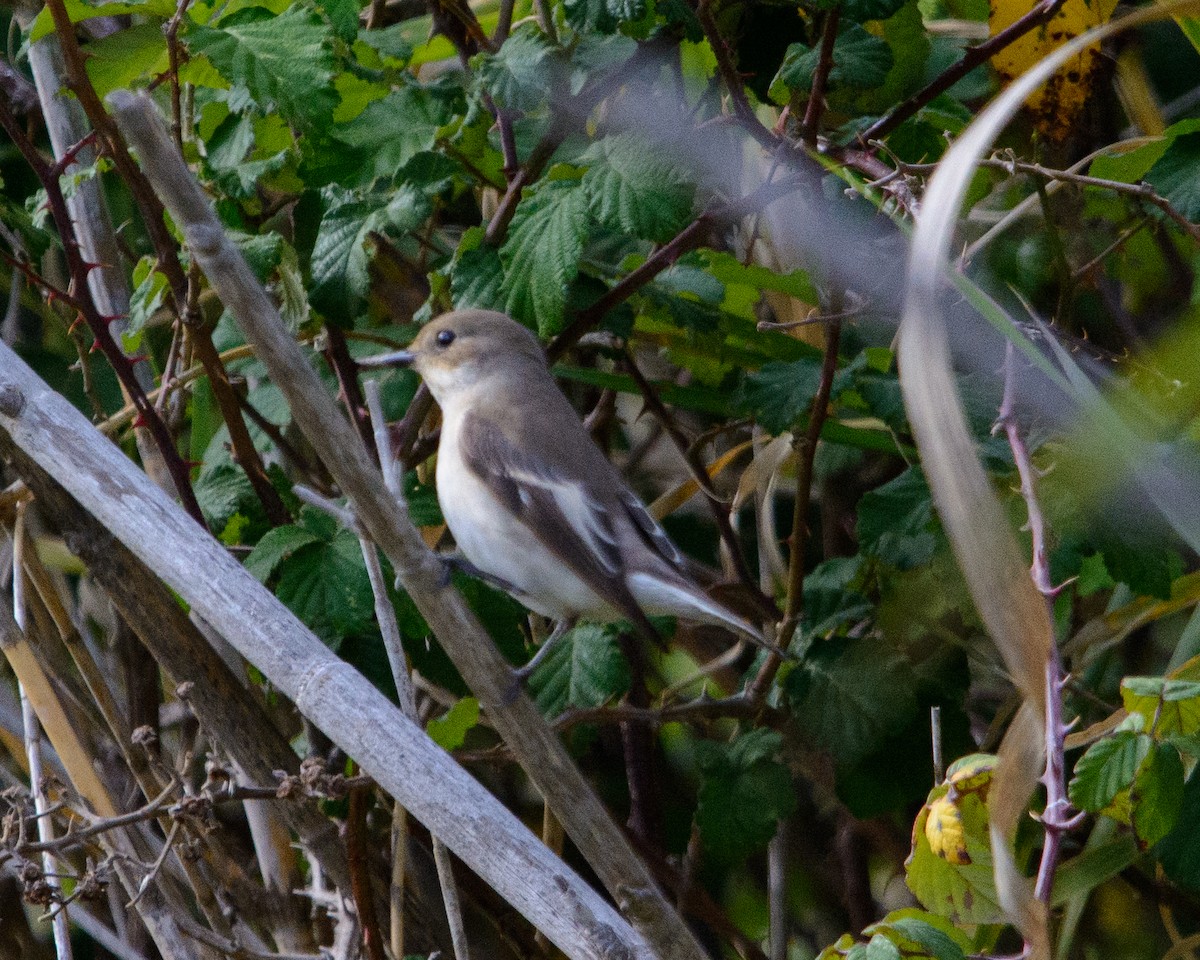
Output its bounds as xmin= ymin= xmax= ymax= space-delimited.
xmin=998 ymin=342 xmax=1080 ymax=906
xmin=800 ymin=8 xmax=841 ymax=148
xmin=859 ymin=0 xmax=1069 ymax=144
xmin=0 ymin=94 xmax=206 ymax=526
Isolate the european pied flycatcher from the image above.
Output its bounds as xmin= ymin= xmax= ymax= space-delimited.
xmin=373 ymin=310 xmax=776 ymax=648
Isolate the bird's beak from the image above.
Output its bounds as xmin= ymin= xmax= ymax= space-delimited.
xmin=358 ymin=348 xmax=417 ymax=368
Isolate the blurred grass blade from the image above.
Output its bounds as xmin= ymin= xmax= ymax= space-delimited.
xmin=897 ymin=1 xmax=1200 ymax=950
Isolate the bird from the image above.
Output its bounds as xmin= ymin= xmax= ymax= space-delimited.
xmin=366 ymin=309 xmax=779 ymax=666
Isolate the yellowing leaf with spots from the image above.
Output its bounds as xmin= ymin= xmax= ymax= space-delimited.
xmin=906 ymin=755 xmax=1004 ymax=923
xmin=925 ymin=794 xmax=971 ymax=865
xmin=989 ymin=0 xmax=1118 ymax=141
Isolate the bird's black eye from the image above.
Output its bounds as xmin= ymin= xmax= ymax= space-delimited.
xmin=435 ymin=329 xmax=455 ymax=347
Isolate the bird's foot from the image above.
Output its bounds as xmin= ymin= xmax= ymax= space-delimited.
xmin=504 ymin=618 xmax=575 ymax=704
xmin=439 ymin=553 xmax=519 ymax=594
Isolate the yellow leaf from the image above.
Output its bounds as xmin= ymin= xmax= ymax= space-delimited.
xmin=989 ymin=0 xmax=1118 ymax=141
xmin=926 ymin=794 xmax=972 ymax=865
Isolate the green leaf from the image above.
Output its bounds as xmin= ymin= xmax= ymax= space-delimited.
xmin=854 ymin=0 xmax=931 ymax=115
xmin=737 ymin=358 xmax=825 ymax=434
xmin=333 ymin=83 xmax=458 ymax=184
xmin=186 ymin=6 xmax=337 ymax=129
xmin=426 ymin=698 xmax=480 ymax=750
xmin=1052 ymin=832 xmax=1140 ymax=905
xmin=563 ymin=0 xmax=646 ymax=30
xmin=1069 ymin=731 xmax=1151 ymax=812
xmin=1144 ymin=132 xmax=1200 ymax=223
xmin=785 ymin=638 xmax=918 ymax=768
xmin=122 ymin=258 xmax=168 ymax=351
xmin=863 ymin=935 xmax=902 ymax=960
xmin=1157 ymin=767 xmax=1200 ymax=891
xmin=1100 ymin=538 xmax=1182 ymax=599
xmin=1086 ymin=122 xmax=1200 ymax=184
xmin=569 ymin=34 xmax=639 ymax=89
xmin=232 ymin=231 xmax=285 ymax=280
xmin=802 ymin=556 xmax=873 ymax=641
xmin=906 ymin=778 xmax=1004 ymax=924
xmin=204 ymin=112 xmax=291 ymax=199
xmin=695 ymin=250 xmax=819 ymax=317
xmin=856 ymin=467 xmax=937 ymax=568
xmin=309 ymin=189 xmax=382 ymax=313
xmin=527 ymin=624 xmax=630 ymax=717
xmin=695 ymin=730 xmax=797 ymax=863
xmin=452 ymin=244 xmax=507 ymax=312
xmin=883 ymin=915 xmax=967 ymax=960
xmin=398 ymin=151 xmax=463 ymax=195
xmin=1075 ymin=552 xmax=1115 ymax=596
xmin=355 ymin=23 xmax=414 ymax=63
xmin=500 ymin=179 xmax=590 ymax=336
xmin=447 ymin=227 xmax=507 ymax=312
xmin=195 ymin=463 xmax=255 ymax=533
xmin=404 ymin=473 xmax=444 ymax=527
xmin=770 ymin=24 xmax=893 ymax=101
xmin=473 ymin=26 xmax=566 ymax=112
xmin=245 ymin=522 xmax=323 ymax=582
xmin=581 ymin=134 xmax=694 ymax=243
xmin=1121 ymin=677 xmax=1200 ymax=737
xmin=317 ymin=0 xmax=359 ymax=41
xmin=1131 ymin=742 xmax=1185 ymax=848
xmin=310 ymin=185 xmax=429 ymax=317
xmin=84 ymin=23 xmax=169 ymax=96
xmin=250 ymin=513 xmax=375 ymax=645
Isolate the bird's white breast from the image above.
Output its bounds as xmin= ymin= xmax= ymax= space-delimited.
xmin=436 ymin=399 xmax=609 ymax=620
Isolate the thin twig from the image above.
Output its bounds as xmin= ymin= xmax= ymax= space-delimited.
xmin=551 ymin=172 xmax=809 ymax=360
xmin=433 ymin=839 xmax=471 ymax=960
xmin=14 ymin=503 xmax=75 ymax=960
xmin=800 ymin=9 xmax=841 ymax=148
xmin=767 ymin=822 xmax=788 ymax=960
xmin=0 ymin=94 xmax=205 ymax=524
xmin=494 ymin=0 xmax=516 ymax=44
xmin=620 ymin=351 xmax=757 ymax=590
xmin=997 ymin=343 xmax=1083 ymax=907
xmin=695 ymin=0 xmax=775 ymax=148
xmin=931 ymin=705 xmax=944 ymax=785
xmin=859 ymin=0 xmax=1069 ymax=143
xmin=748 ymin=313 xmax=843 ymax=702
xmin=346 ymin=781 xmax=387 ymax=960
xmin=126 ymin=821 xmax=179 ymax=909
xmin=324 ymin=324 xmax=377 ymax=460
xmin=164 ymin=0 xmax=192 ymax=149
xmin=19 ymin=781 xmax=178 ymax=856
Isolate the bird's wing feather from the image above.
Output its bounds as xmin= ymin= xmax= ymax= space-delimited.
xmin=459 ymin=411 xmax=661 ymax=639
xmin=503 ymin=390 xmax=692 ymax=577
xmin=615 ymin=486 xmax=687 ymax=571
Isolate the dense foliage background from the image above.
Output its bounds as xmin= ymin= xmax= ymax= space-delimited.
xmin=1 ymin=0 xmax=1200 ymax=957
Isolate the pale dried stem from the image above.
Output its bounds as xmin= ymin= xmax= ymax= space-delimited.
xmin=109 ymin=89 xmax=700 ymax=960
xmin=14 ymin=501 xmax=74 ymax=960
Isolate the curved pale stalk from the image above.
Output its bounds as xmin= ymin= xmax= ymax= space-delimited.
xmin=897 ymin=2 xmax=1200 ymax=954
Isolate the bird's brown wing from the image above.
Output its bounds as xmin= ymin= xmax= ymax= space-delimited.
xmin=458 ymin=411 xmax=662 ymax=640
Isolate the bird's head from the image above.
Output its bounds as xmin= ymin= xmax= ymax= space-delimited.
xmin=364 ymin=310 xmax=547 ymax=403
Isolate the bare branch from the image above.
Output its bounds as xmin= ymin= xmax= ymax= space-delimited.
xmin=108 ymin=89 xmax=709 ymax=960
